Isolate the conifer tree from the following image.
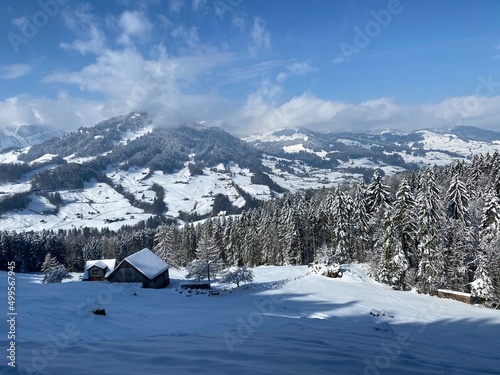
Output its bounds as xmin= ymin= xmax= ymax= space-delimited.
xmin=416 ymin=170 xmax=444 ymax=294
xmin=194 ymin=229 xmax=222 ymax=283
xmin=474 ymin=193 xmax=500 ymax=302
xmin=446 ymin=176 xmax=469 ymax=223
xmin=331 ymin=188 xmax=353 ymax=263
xmin=366 ymin=171 xmax=392 ymax=214
xmin=353 ymin=182 xmax=369 ymax=261
xmin=41 ymin=253 xmax=70 ymax=284
xmin=154 ymin=225 xmax=180 ymax=268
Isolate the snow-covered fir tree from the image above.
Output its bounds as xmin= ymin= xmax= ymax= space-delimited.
xmin=192 ymin=229 xmax=223 ymax=282
xmin=331 ymin=188 xmax=353 ymax=264
xmin=353 ymin=182 xmax=369 ymax=261
xmin=416 ymin=169 xmax=444 ymax=294
xmin=474 ymin=192 xmax=500 ymax=303
xmin=471 ymin=256 xmax=493 ymax=301
xmin=392 ymin=180 xmax=417 ymax=267
xmin=366 ymin=170 xmax=392 ymax=214
xmin=41 ymin=253 xmax=70 ymax=284
xmin=154 ymin=225 xmax=181 ymax=268
xmin=446 ymin=175 xmax=470 ymax=223
xmin=378 ymin=211 xmax=410 ymax=290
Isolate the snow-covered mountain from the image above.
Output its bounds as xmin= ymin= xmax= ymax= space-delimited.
xmin=0 ymin=112 xmax=499 ymax=232
xmin=0 ymin=124 xmax=65 ymax=152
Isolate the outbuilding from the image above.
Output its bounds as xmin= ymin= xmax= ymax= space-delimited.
xmin=107 ymin=248 xmax=170 ymax=289
xmin=82 ymin=259 xmax=117 ymax=281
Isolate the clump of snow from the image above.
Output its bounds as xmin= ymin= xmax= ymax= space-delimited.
xmin=309 ymin=262 xmax=342 ymax=278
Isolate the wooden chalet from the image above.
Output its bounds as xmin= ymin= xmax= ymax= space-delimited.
xmin=82 ymin=259 xmax=117 ymax=281
xmin=107 ymin=248 xmax=170 ymax=289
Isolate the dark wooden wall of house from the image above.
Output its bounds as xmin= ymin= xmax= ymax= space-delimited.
xmin=108 ymin=261 xmax=169 ymax=288
xmin=87 ymin=266 xmax=106 ymax=281
xmin=108 ymin=261 xmax=149 ymax=284
xmin=144 ymin=270 xmax=170 ymax=289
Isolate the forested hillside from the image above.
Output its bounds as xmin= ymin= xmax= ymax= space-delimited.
xmin=1 ymin=153 xmax=499 ymax=306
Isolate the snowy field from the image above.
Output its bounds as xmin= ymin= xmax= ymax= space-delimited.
xmin=0 ymin=180 xmax=151 ymax=232
xmin=418 ymin=131 xmax=500 ymax=157
xmin=2 ymin=265 xmax=500 ymax=375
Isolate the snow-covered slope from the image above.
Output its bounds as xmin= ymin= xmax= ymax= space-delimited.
xmin=4 ymin=265 xmax=500 ymax=374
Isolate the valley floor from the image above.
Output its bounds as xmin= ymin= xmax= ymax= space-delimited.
xmin=2 ymin=265 xmax=500 ymax=375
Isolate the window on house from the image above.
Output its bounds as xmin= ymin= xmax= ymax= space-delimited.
xmin=92 ymin=269 xmax=100 ymax=275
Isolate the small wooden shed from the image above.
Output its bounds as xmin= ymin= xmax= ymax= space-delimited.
xmin=82 ymin=259 xmax=117 ymax=281
xmin=107 ymin=248 xmax=170 ymax=289
xmin=437 ymin=289 xmax=473 ymax=304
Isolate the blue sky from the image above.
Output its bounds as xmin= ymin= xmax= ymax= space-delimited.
xmin=1 ymin=0 xmax=500 ymax=134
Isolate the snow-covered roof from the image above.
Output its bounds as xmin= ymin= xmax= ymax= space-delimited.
xmin=123 ymin=248 xmax=169 ymax=280
xmin=83 ymin=259 xmax=116 ymax=279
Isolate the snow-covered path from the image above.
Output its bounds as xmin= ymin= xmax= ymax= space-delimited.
xmin=2 ymin=265 xmax=499 ymax=374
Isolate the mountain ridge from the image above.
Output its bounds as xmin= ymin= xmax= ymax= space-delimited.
xmin=0 ymin=112 xmax=499 ymax=232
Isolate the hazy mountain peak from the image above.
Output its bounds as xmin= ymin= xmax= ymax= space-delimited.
xmin=0 ymin=124 xmax=66 ymax=152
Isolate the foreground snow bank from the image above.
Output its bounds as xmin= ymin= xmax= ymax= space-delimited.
xmin=2 ymin=265 xmax=500 ymax=375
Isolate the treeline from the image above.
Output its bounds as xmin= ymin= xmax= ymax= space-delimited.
xmin=0 ymin=217 xmax=168 ymax=273
xmin=2 ymin=153 xmax=499 ymax=306
xmin=0 ymin=156 xmax=66 ymax=183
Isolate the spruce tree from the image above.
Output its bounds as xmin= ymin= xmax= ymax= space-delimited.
xmin=353 ymin=182 xmax=369 ymax=261
xmin=41 ymin=253 xmax=70 ymax=284
xmin=331 ymin=188 xmax=353 ymax=264
xmin=154 ymin=225 xmax=180 ymax=268
xmin=366 ymin=171 xmax=392 ymax=214
xmin=474 ymin=193 xmax=500 ymax=303
xmin=416 ymin=170 xmax=444 ymax=294
xmin=194 ymin=229 xmax=221 ymax=283
xmin=446 ymin=176 xmax=469 ymax=223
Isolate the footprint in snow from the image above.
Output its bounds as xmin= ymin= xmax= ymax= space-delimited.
xmin=373 ymin=322 xmax=394 ymax=333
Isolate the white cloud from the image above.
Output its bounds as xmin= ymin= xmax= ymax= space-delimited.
xmin=0 ymin=64 xmax=31 ymax=80
xmin=11 ymin=16 xmax=28 ymax=28
xmin=60 ymin=7 xmax=106 ymax=55
xmin=223 ymin=91 xmax=500 ymax=135
xmin=249 ymin=17 xmax=271 ymax=57
xmin=223 ymin=60 xmax=282 ymax=83
xmin=40 ymin=45 xmax=235 ymax=129
xmin=171 ymin=26 xmax=202 ymax=52
xmin=0 ymin=94 xmax=109 ymax=129
xmin=332 ymin=55 xmax=345 ymax=64
xmin=232 ymin=14 xmax=246 ymax=31
xmin=287 ymin=62 xmax=316 ymax=75
xmin=60 ymin=25 xmax=106 ymax=55
xmin=169 ymin=0 xmax=185 ymax=13
xmin=276 ymin=72 xmax=288 ymax=83
xmin=3 ymin=5 xmax=500 ymax=136
xmin=192 ymin=0 xmax=207 ymax=12
xmin=117 ymin=10 xmax=153 ymax=46
xmin=273 ymin=61 xmax=316 ymax=84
